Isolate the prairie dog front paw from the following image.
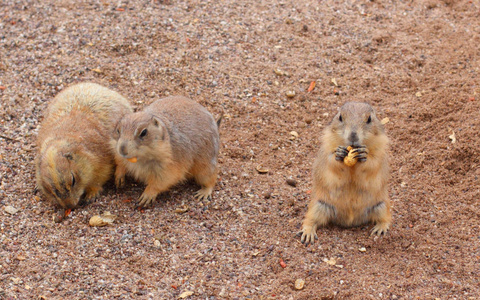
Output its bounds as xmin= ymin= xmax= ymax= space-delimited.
xmin=299 ymin=224 xmax=318 ymax=246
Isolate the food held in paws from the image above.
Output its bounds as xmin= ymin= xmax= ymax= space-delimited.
xmin=343 ymin=146 xmax=358 ymax=167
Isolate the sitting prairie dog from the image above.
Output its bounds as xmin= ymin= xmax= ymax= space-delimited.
xmin=300 ymin=102 xmax=391 ymax=245
xmin=36 ymin=83 xmax=133 ymax=209
xmin=112 ymin=96 xmax=221 ymax=207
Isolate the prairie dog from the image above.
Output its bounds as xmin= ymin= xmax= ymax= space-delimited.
xmin=36 ymin=83 xmax=133 ymax=209
xmin=112 ymin=96 xmax=221 ymax=207
xmin=300 ymin=102 xmax=391 ymax=245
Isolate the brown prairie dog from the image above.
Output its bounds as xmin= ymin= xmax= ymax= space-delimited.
xmin=112 ymin=96 xmax=221 ymax=207
xmin=300 ymin=102 xmax=391 ymax=245
xmin=36 ymin=83 xmax=133 ymax=209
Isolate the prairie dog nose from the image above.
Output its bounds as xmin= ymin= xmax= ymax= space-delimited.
xmin=119 ymin=142 xmax=128 ymax=156
xmin=349 ymin=131 xmax=359 ymax=146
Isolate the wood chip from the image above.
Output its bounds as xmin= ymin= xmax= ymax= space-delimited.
xmin=289 ymin=131 xmax=299 ymax=138
xmin=178 ymin=291 xmax=194 ymax=299
xmin=323 ymin=257 xmax=336 ymax=265
xmin=89 ymin=216 xmax=108 ymax=227
xmin=255 ymin=164 xmax=269 ymax=174
xmin=449 ymin=130 xmax=456 ymax=143
xmin=174 ymin=205 xmax=190 ymax=214
xmin=381 ymin=117 xmax=390 ymax=125
xmin=89 ymin=212 xmax=116 ymax=227
xmin=307 ymin=81 xmax=316 ymax=92
xmin=286 ymin=90 xmax=296 ymax=98
xmin=16 ymin=255 xmax=26 ymax=261
xmin=11 ymin=277 xmax=21 ymax=284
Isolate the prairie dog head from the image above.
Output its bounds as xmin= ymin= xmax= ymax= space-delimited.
xmin=113 ymin=112 xmax=169 ymax=162
xmin=36 ymin=141 xmax=94 ymax=209
xmin=328 ymin=102 xmax=385 ymax=148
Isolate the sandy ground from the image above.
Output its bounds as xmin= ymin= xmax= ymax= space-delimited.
xmin=1 ymin=0 xmax=479 ymax=299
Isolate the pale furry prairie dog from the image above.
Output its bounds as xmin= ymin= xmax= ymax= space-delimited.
xmin=36 ymin=83 xmax=133 ymax=209
xmin=300 ymin=102 xmax=391 ymax=245
xmin=112 ymin=96 xmax=221 ymax=207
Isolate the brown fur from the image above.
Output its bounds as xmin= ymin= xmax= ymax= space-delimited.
xmin=36 ymin=83 xmax=133 ymax=209
xmin=300 ymin=102 xmax=391 ymax=245
xmin=112 ymin=96 xmax=220 ymax=207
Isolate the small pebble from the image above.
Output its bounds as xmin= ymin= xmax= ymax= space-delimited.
xmin=359 ymin=247 xmax=367 ymax=252
xmin=294 ymin=278 xmax=305 ymax=290
xmin=4 ymin=205 xmax=18 ymax=215
xmin=286 ymin=178 xmax=297 ymax=187
xmin=53 ymin=215 xmax=63 ymax=223
xmin=286 ymin=91 xmax=296 ymax=98
xmin=16 ymin=255 xmax=26 ymax=261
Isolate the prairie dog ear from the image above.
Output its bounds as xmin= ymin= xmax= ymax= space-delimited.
xmin=152 ymin=117 xmax=167 ymax=141
xmin=64 ymin=153 xmax=74 ymax=160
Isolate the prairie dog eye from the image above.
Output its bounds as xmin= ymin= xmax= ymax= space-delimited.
xmin=113 ymin=127 xmax=120 ymax=139
xmin=139 ymin=128 xmax=148 ymax=138
xmin=339 ymin=115 xmax=343 ymax=122
xmin=71 ymin=173 xmax=76 ymax=187
xmin=367 ymin=116 xmax=371 ymax=124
